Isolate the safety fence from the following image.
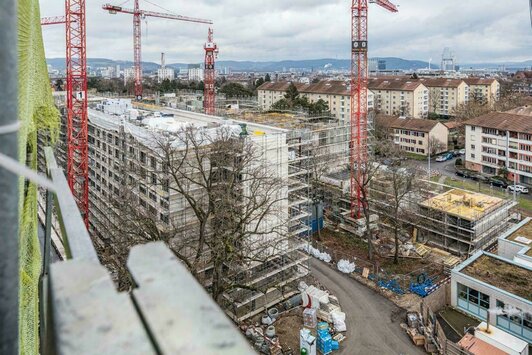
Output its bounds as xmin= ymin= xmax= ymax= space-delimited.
xmin=305 ymin=239 xmax=450 ymax=298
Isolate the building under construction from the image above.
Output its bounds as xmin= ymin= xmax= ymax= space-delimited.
xmin=82 ymin=102 xmax=310 ymax=322
xmin=317 ymin=164 xmax=517 ymax=257
xmin=416 ymin=189 xmax=516 ymax=255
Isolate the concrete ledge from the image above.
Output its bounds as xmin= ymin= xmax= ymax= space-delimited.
xmin=49 ymin=260 xmax=155 ymax=355
xmin=127 ymin=242 xmax=255 ymax=355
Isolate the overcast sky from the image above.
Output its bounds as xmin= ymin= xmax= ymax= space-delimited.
xmin=40 ymin=0 xmax=531 ymax=64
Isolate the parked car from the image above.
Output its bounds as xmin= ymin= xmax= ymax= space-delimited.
xmin=508 ymin=185 xmax=529 ymax=194
xmin=455 ymin=170 xmax=466 ymax=177
xmin=459 ymin=149 xmax=465 ymax=155
xmin=455 ymin=169 xmax=475 ymax=179
xmin=489 ymin=178 xmax=508 ymax=188
xmin=471 ymin=174 xmax=489 ymax=183
xmin=435 ymin=153 xmax=453 ymax=162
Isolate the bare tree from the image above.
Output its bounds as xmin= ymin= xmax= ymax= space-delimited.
xmin=350 ymin=162 xmax=380 ymax=261
xmin=428 ymin=136 xmax=446 ymax=156
xmin=103 ymin=125 xmax=288 ymax=303
xmin=428 ymin=88 xmax=441 ymax=118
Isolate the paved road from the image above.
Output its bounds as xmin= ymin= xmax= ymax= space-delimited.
xmin=311 ymin=259 xmax=424 ymax=355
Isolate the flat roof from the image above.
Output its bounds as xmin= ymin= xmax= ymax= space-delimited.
xmin=461 ymin=254 xmax=531 ymax=302
xmin=506 ymin=219 xmax=532 ymax=256
xmin=419 ymin=189 xmax=504 ymax=221
xmin=458 ymin=333 xmax=506 ymax=355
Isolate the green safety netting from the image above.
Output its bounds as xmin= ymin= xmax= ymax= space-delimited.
xmin=18 ymin=0 xmax=60 ymax=353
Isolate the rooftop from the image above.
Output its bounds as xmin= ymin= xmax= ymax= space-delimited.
xmin=375 ymin=114 xmax=442 ymax=132
xmin=465 ymin=111 xmax=532 ymax=134
xmin=463 ymin=77 xmax=498 ymax=86
xmin=368 ymin=77 xmax=425 ymax=91
xmin=461 ymin=254 xmax=531 ymax=302
xmin=457 ymin=333 xmax=506 ymax=355
xmin=506 ymin=219 xmax=532 ymax=257
xmin=419 ymin=78 xmax=465 ymax=88
xmin=505 ymin=105 xmax=532 ymax=117
xmin=419 ymin=189 xmax=504 ymax=221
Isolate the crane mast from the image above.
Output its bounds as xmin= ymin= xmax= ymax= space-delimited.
xmin=350 ymin=0 xmax=397 ymax=218
xmin=204 ymin=28 xmax=218 ymax=115
xmin=65 ymin=0 xmax=89 ymax=225
xmin=102 ymin=2 xmax=212 ymax=101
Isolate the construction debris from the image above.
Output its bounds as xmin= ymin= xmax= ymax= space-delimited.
xmin=336 ymin=259 xmax=356 ymax=274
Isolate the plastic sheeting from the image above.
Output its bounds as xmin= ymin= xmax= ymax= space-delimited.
xmin=301 ymin=244 xmax=331 ymax=263
xmin=336 ymin=259 xmax=356 ymax=274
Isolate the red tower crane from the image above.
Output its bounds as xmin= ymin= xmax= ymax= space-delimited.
xmin=350 ymin=0 xmax=397 ymax=218
xmin=102 ymin=2 xmax=212 ymax=100
xmin=203 ymin=28 xmax=218 ymax=115
xmin=41 ymin=2 xmax=90 ymax=226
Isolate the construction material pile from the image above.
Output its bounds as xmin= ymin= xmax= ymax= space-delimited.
xmin=299 ymin=283 xmax=346 ymax=354
xmin=302 ymin=244 xmax=332 ymax=263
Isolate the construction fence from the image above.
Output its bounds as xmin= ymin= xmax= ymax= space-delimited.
xmin=306 ymin=239 xmax=449 ymax=297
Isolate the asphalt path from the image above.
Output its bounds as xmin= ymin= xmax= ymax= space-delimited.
xmin=311 ymin=259 xmax=425 ymax=355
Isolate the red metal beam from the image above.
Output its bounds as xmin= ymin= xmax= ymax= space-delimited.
xmin=65 ymin=0 xmax=89 ymax=226
xmin=203 ymin=28 xmax=217 ymax=115
xmin=102 ymin=1 xmax=212 ymax=100
xmin=41 ymin=16 xmax=67 ymax=25
xmin=350 ymin=0 xmax=397 ymax=218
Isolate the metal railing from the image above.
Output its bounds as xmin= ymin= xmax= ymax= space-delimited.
xmin=37 ymin=147 xmax=255 ymax=354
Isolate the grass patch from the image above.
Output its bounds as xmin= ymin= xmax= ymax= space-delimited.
xmin=405 ymin=152 xmax=427 ymax=161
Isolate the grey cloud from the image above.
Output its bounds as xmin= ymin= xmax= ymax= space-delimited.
xmin=39 ymin=0 xmax=531 ymax=64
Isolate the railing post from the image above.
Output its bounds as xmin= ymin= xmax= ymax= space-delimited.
xmin=0 ymin=0 xmax=19 ymax=353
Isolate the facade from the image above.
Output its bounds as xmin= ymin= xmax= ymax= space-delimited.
xmin=419 ymin=78 xmax=469 ymax=116
xmin=86 ymin=106 xmax=309 ymax=321
xmin=464 ymin=111 xmax=532 ymax=185
xmin=375 ymin=115 xmax=449 ymax=156
xmin=157 ymin=67 xmax=175 ymax=83
xmin=451 ymin=250 xmax=532 ymax=344
xmin=123 ymin=67 xmax=135 ymax=85
xmin=463 ymin=78 xmax=500 ymax=106
xmin=257 ymin=80 xmax=374 ymax=123
xmin=188 ymin=67 xmax=204 ymax=81
xmin=368 ymin=77 xmax=429 ymax=118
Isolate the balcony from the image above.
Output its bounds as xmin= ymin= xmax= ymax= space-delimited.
xmin=3 ymin=147 xmax=255 ymax=354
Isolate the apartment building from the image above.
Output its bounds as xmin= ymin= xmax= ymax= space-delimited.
xmin=419 ymin=78 xmax=469 ymax=116
xmin=375 ymin=115 xmax=448 ymax=156
xmin=86 ymin=106 xmax=309 ymax=321
xmin=257 ymin=80 xmax=374 ymax=123
xmin=368 ymin=77 xmax=429 ymax=118
xmin=464 ymin=111 xmax=532 ymax=185
xmin=463 ymin=78 xmax=500 ymax=106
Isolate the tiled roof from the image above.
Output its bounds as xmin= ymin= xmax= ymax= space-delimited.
xmin=465 ymin=111 xmax=532 ymax=134
xmin=375 ymin=114 xmax=442 ymax=132
xmin=419 ymin=78 xmax=465 ymax=88
xmin=367 ymin=77 xmax=425 ymax=91
xmin=463 ymin=77 xmax=498 ymax=86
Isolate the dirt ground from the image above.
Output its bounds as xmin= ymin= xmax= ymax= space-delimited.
xmin=314 ymin=227 xmax=438 ymax=277
xmin=274 ymin=308 xmax=304 ymax=353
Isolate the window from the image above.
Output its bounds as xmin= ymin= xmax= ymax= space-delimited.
xmin=495 ymin=300 xmax=532 ymax=342
xmin=456 ymin=283 xmax=489 ymax=319
xmin=139 ymin=184 xmax=147 ymax=195
xmin=471 ymin=144 xmax=475 ymax=150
